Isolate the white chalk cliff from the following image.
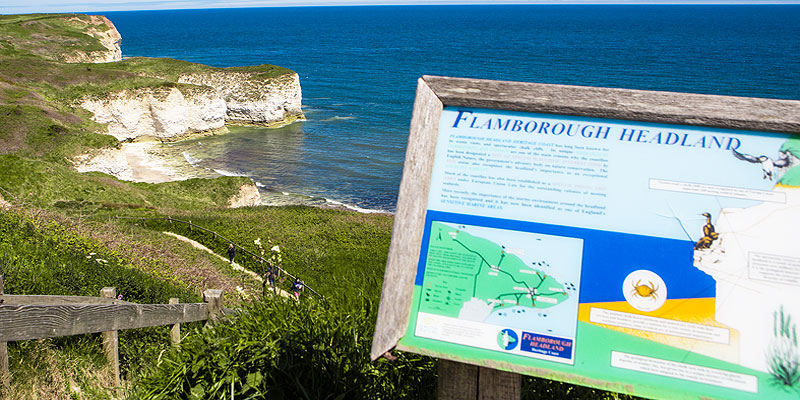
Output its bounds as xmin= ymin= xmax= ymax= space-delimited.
xmin=79 ymin=70 xmax=303 ymax=141
xmin=70 ymin=15 xmax=303 ymax=140
xmin=178 ymin=70 xmax=303 ymax=126
xmin=80 ymin=85 xmax=227 ymax=141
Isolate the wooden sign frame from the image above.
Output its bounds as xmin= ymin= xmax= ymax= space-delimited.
xmin=372 ymin=75 xmax=800 ymax=399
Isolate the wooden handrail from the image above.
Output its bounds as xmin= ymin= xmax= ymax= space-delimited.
xmin=0 ymin=302 xmax=211 ymax=342
xmin=0 ymin=281 xmax=225 ymax=386
xmin=0 ymin=294 xmax=134 ymax=305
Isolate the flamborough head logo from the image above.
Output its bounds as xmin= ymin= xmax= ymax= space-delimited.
xmin=497 ymin=329 xmax=519 ymax=351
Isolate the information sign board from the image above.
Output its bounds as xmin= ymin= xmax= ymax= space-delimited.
xmin=372 ymin=76 xmax=800 ymax=399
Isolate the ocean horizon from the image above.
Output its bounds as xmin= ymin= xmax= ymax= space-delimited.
xmin=100 ymin=4 xmax=800 ymax=212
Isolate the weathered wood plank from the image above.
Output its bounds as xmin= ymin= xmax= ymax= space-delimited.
xmin=203 ymin=289 xmax=223 ymax=325
xmin=169 ymin=298 xmax=180 ymax=346
xmin=478 ymin=367 xmax=521 ymax=400
xmin=0 ymin=303 xmax=209 ymax=342
xmin=0 ymin=275 xmax=6 ymax=385
xmin=0 ymin=294 xmax=134 ymax=305
xmin=371 ymin=77 xmax=443 ymax=360
xmin=0 ymin=341 xmax=7 ymax=387
xmin=423 ymin=75 xmax=800 ymax=134
xmin=438 ymin=359 xmax=478 ymax=399
xmin=101 ymin=288 xmax=120 ymax=386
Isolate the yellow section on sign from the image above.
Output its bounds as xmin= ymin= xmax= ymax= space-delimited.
xmin=579 ymin=298 xmax=740 ymax=364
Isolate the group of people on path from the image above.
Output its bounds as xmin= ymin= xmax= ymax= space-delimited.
xmin=263 ymin=264 xmax=304 ymax=299
xmin=229 ymin=243 xmax=304 ymax=299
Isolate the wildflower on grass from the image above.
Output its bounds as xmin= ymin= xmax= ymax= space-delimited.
xmin=234 ymin=285 xmax=252 ymax=301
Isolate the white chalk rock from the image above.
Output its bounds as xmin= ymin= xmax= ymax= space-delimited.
xmin=79 ymin=86 xmax=227 ymax=141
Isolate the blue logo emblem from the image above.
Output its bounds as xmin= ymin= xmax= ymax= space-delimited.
xmin=497 ymin=329 xmax=518 ymax=351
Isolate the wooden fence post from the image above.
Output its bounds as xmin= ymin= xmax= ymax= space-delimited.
xmin=478 ymin=366 xmax=521 ymax=400
xmin=203 ymin=289 xmax=223 ymax=325
xmin=0 ymin=275 xmax=9 ymax=387
xmin=0 ymin=341 xmax=6 ymax=388
xmin=438 ymin=359 xmax=478 ymax=399
xmin=169 ymin=298 xmax=180 ymax=345
xmin=438 ymin=360 xmax=520 ymax=400
xmin=100 ymin=287 xmax=120 ymax=386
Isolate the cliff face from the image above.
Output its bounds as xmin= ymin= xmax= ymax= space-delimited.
xmin=80 ymin=70 xmax=304 ymax=141
xmin=79 ymin=85 xmax=227 ymax=141
xmin=228 ymin=183 xmax=262 ymax=208
xmin=178 ymin=71 xmax=304 ymax=126
xmin=63 ymin=15 xmax=122 ymax=63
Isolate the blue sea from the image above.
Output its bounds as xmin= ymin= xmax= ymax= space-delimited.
xmin=101 ymin=5 xmax=800 ymax=212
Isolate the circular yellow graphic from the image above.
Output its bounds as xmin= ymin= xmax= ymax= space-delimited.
xmin=622 ymin=270 xmax=667 ymax=312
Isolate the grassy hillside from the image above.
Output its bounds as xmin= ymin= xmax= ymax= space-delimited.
xmin=0 ymin=14 xmax=108 ymax=61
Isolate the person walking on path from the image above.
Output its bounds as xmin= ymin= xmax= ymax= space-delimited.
xmin=262 ymin=264 xmax=277 ymax=295
xmin=266 ymin=264 xmax=275 ymax=288
xmin=227 ymin=243 xmax=235 ymax=264
xmin=292 ymin=278 xmax=304 ymax=299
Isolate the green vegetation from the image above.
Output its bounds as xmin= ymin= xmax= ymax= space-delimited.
xmin=102 ymin=57 xmax=295 ymax=82
xmin=0 ymin=210 xmax=195 ymax=303
xmin=0 ymin=104 xmax=115 ymax=160
xmin=132 ymin=295 xmax=435 ymax=399
xmin=0 ymin=14 xmax=107 ymax=61
xmin=0 ymin=155 xmax=250 ymax=210
xmin=122 ymin=207 xmax=393 ymax=301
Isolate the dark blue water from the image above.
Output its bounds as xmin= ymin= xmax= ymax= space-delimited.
xmin=101 ymin=5 xmax=800 ymax=212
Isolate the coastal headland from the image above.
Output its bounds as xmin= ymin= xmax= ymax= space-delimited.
xmin=1 ymin=13 xmax=304 ymax=194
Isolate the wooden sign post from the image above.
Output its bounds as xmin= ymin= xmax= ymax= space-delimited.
xmin=372 ymin=76 xmax=800 ymax=399
xmin=0 ymin=275 xmax=7 ymax=387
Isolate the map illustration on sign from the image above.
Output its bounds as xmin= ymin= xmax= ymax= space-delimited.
xmin=414 ymin=222 xmax=583 ymax=363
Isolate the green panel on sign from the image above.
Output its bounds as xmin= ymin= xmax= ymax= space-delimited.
xmin=420 ymin=222 xmax=568 ymax=319
xmin=402 ymin=286 xmax=783 ymax=400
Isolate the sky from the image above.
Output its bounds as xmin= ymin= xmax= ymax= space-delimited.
xmin=3 ymin=0 xmax=798 ymax=15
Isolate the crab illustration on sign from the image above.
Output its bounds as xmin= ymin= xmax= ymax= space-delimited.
xmin=631 ymin=280 xmax=660 ymax=301
xmin=623 ymin=270 xmax=667 ymax=312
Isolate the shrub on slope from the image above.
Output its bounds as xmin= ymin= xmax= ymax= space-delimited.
xmin=132 ymin=297 xmax=436 ymax=400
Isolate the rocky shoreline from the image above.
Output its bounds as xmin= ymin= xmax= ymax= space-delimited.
xmin=73 ymin=140 xmax=187 ymax=184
